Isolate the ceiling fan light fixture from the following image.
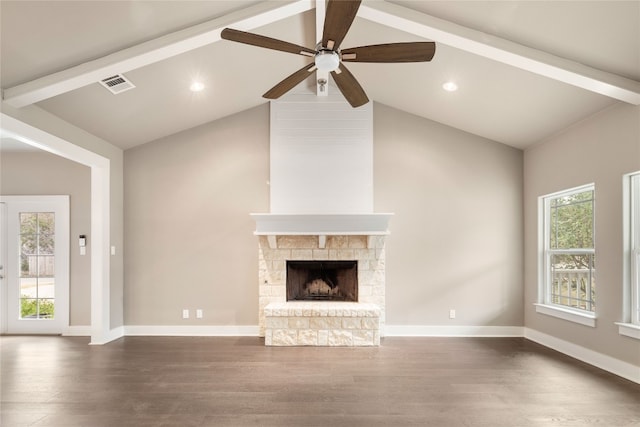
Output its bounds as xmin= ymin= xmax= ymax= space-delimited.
xmin=315 ymin=50 xmax=340 ymax=72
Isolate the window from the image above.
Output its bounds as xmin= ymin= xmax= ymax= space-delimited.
xmin=537 ymin=184 xmax=596 ymax=326
xmin=618 ymin=172 xmax=640 ymax=339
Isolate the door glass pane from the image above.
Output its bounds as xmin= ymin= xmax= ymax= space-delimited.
xmin=20 ymin=298 xmax=38 ymax=318
xmin=38 ymin=298 xmax=55 ymax=319
xmin=18 ymin=212 xmax=55 ymax=319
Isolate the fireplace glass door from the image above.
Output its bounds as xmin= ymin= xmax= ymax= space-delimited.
xmin=286 ymin=260 xmax=358 ymax=302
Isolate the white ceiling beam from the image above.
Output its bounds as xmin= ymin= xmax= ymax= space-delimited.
xmin=359 ymin=1 xmax=640 ymax=105
xmin=2 ymin=0 xmax=314 ymax=108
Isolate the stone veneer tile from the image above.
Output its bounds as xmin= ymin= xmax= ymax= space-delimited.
xmin=318 ymin=330 xmax=329 ymax=346
xmin=328 ymin=330 xmax=353 ymax=346
xmin=278 ymin=235 xmax=318 ymax=249
xmin=312 ymin=249 xmax=329 ymax=259
xmin=289 ymin=317 xmax=309 ymax=329
xmin=272 ymin=329 xmax=298 ymax=346
xmin=362 ymin=317 xmax=380 ymax=330
xmin=266 ymin=317 xmax=288 ymax=328
xmin=358 ymin=286 xmax=373 ymax=297
xmin=292 ymin=249 xmax=313 ymax=259
xmin=347 ymin=236 xmax=368 ymax=248
xmin=342 ymin=318 xmax=362 ymax=329
xmin=264 ymin=249 xmax=291 ymax=260
xmin=309 ymin=317 xmax=342 ymax=329
xmin=354 ymin=249 xmax=374 ymax=260
xmin=297 ymin=329 xmax=318 ymax=345
xmin=353 ymin=330 xmax=375 ymax=346
xmin=326 ymin=236 xmax=349 ymax=249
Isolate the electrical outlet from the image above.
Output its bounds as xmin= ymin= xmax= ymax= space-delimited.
xmin=449 ymin=309 xmax=456 ymax=319
xmin=196 ymin=309 xmax=203 ymax=319
xmin=182 ymin=309 xmax=189 ymax=319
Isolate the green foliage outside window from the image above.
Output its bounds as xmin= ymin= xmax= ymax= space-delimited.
xmin=550 ymin=190 xmax=594 ymax=247
xmin=20 ymin=297 xmax=54 ymax=319
xmin=547 ymin=188 xmax=595 ymax=311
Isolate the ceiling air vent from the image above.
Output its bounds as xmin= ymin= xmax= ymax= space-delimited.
xmin=99 ymin=74 xmax=135 ymax=94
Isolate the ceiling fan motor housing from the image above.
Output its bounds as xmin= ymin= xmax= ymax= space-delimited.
xmin=315 ymin=50 xmax=340 ymax=72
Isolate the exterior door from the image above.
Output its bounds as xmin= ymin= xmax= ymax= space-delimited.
xmin=2 ymin=196 xmax=69 ymax=334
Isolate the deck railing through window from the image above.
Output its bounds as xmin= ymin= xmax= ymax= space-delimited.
xmin=550 ymin=268 xmax=595 ymax=312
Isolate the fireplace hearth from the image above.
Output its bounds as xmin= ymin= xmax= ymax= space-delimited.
xmin=287 ymin=260 xmax=358 ymax=302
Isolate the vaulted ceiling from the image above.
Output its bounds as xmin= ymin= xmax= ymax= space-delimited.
xmin=1 ymin=1 xmax=639 ymax=151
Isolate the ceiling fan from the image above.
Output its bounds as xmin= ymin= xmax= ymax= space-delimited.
xmin=221 ymin=0 xmax=436 ymax=108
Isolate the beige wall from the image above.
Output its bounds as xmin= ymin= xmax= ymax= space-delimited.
xmin=1 ymin=151 xmax=91 ymax=326
xmin=374 ymin=103 xmax=524 ymax=326
xmin=524 ymin=103 xmax=640 ymax=365
xmin=124 ymin=102 xmax=524 ymax=327
xmin=124 ymin=105 xmax=270 ymax=325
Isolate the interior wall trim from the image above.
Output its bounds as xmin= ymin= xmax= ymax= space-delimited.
xmin=384 ymin=325 xmax=524 ymax=337
xmin=524 ymin=327 xmax=640 ymax=384
xmin=123 ymin=325 xmax=260 ymax=337
xmin=63 ymin=326 xmax=93 ymax=336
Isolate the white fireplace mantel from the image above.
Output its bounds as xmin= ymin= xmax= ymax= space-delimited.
xmin=250 ymin=213 xmax=393 ymax=249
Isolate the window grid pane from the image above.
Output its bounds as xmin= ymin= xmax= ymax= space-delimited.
xmin=550 ymin=252 xmax=595 ymax=311
xmin=543 ymin=186 xmax=596 ymax=313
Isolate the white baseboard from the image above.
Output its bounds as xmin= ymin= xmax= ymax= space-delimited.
xmin=124 ymin=325 xmax=260 ymax=337
xmin=524 ymin=327 xmax=640 ymax=384
xmin=63 ymin=325 xmax=92 ymax=336
xmin=89 ymin=326 xmax=125 ymax=345
xmin=385 ymin=325 xmax=524 ymax=337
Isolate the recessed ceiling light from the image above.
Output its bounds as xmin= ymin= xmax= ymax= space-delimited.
xmin=190 ymin=81 xmax=205 ymax=92
xmin=442 ymin=81 xmax=458 ymax=92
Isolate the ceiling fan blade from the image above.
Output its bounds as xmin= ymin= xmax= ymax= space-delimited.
xmin=341 ymin=42 xmax=436 ymax=63
xmin=331 ymin=63 xmax=369 ymax=108
xmin=221 ymin=28 xmax=316 ymax=56
xmin=322 ymin=0 xmax=361 ymax=51
xmin=263 ymin=63 xmax=317 ymax=99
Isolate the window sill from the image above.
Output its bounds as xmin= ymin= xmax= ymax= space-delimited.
xmin=615 ymin=322 xmax=640 ymax=340
xmin=534 ymin=303 xmax=597 ymax=327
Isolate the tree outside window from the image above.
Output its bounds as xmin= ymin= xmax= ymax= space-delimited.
xmin=543 ymin=186 xmax=595 ymax=312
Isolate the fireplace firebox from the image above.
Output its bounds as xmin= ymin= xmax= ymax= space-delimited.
xmin=286 ymin=260 xmax=358 ymax=302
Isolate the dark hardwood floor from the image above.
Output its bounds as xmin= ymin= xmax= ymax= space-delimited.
xmin=1 ymin=336 xmax=638 ymax=426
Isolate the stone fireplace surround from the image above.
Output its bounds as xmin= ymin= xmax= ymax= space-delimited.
xmin=257 ymin=234 xmax=387 ymax=346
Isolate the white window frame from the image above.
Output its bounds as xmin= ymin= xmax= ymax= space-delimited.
xmin=536 ymin=184 xmax=597 ymax=327
xmin=617 ymin=172 xmax=640 ymax=340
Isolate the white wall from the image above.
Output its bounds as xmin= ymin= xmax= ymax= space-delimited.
xmin=524 ymin=103 xmax=640 ymax=366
